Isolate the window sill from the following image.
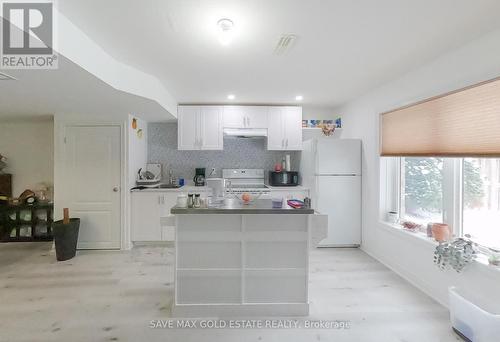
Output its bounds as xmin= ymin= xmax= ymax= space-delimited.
xmin=378 ymin=221 xmax=500 ymax=276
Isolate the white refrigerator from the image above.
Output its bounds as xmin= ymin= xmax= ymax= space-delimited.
xmin=300 ymin=138 xmax=362 ymax=247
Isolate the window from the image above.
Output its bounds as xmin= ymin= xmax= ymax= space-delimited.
xmin=393 ymin=157 xmax=500 ymax=250
xmin=463 ymin=158 xmax=500 ymax=250
xmin=401 ymin=158 xmax=444 ymax=225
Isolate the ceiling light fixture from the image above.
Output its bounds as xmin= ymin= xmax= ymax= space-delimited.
xmin=217 ymin=18 xmax=234 ymax=46
xmin=295 ymin=95 xmax=303 ymax=101
xmin=227 ymin=94 xmax=235 ymax=100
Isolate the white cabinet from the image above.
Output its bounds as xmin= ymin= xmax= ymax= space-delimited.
xmin=177 ymin=106 xmax=199 ymax=150
xmin=131 ymin=192 xmax=177 ymax=242
xmin=222 ymin=106 xmax=245 ymax=128
xmin=178 ymin=106 xmax=223 ymax=150
xmin=223 ymin=106 xmax=268 ymax=129
xmin=267 ymin=106 xmax=302 ymax=150
xmin=199 ymin=106 xmax=224 ymax=150
xmin=179 ymin=105 xmax=301 ymax=151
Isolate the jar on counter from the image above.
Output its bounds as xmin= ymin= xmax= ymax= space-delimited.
xmin=187 ymin=194 xmax=194 ymax=208
xmin=177 ymin=194 xmax=188 ymax=208
xmin=193 ymin=194 xmax=201 ymax=208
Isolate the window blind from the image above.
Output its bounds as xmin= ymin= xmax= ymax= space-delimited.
xmin=380 ymin=77 xmax=500 ymax=157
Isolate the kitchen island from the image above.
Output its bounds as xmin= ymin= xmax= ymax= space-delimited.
xmin=171 ymin=199 xmax=315 ymax=317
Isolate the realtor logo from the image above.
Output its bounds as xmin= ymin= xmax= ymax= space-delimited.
xmin=1 ymin=0 xmax=58 ymax=69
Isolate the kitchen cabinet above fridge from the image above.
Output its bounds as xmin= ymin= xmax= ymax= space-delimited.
xmin=267 ymin=106 xmax=303 ymax=151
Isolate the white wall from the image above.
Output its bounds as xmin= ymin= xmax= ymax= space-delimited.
xmin=127 ymin=115 xmax=148 ymax=189
xmin=0 ymin=117 xmax=54 ymax=196
xmin=337 ymin=28 xmax=500 ymax=307
xmin=125 ymin=114 xmax=148 ymax=250
xmin=302 ymin=106 xmax=339 ymax=120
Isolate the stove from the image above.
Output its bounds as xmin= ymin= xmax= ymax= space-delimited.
xmin=222 ymin=169 xmax=271 ymax=196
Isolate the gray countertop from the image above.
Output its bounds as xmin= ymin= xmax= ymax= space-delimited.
xmin=171 ymin=199 xmax=314 ymax=215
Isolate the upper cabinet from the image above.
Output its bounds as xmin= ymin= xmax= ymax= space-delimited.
xmin=223 ymin=106 xmax=268 ymax=129
xmin=267 ymin=106 xmax=302 ymax=151
xmin=178 ymin=106 xmax=223 ymax=150
xmin=178 ymin=105 xmax=302 ymax=151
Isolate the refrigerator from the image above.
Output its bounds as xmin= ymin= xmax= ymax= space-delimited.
xmin=300 ymin=138 xmax=362 ymax=247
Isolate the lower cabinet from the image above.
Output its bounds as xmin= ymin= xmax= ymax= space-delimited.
xmin=131 ymin=192 xmax=178 ymax=242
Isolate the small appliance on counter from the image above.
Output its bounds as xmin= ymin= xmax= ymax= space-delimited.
xmin=193 ymin=168 xmax=206 ymax=186
xmin=206 ymin=178 xmax=225 ymax=199
xmin=136 ymin=163 xmax=162 ymax=186
xmin=268 ymin=171 xmax=299 ymax=186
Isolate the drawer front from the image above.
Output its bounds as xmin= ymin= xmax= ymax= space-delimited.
xmin=177 ymin=241 xmax=241 ymax=269
xmin=245 ymin=241 xmax=307 ymax=269
xmin=245 ymin=270 xmax=306 ymax=303
xmin=177 ymin=270 xmax=241 ymax=304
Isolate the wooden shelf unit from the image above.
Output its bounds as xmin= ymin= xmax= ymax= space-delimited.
xmin=0 ymin=203 xmax=54 ymax=242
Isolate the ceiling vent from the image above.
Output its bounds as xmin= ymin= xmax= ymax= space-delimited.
xmin=274 ymin=34 xmax=297 ymax=55
xmin=0 ymin=71 xmax=16 ymax=81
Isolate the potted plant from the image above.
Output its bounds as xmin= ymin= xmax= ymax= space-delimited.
xmin=488 ymin=249 xmax=500 ymax=266
xmin=53 ymin=208 xmax=80 ymax=261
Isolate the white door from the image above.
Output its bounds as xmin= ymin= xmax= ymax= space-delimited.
xmin=178 ymin=106 xmax=199 ymax=150
xmin=317 ymin=139 xmax=361 ymax=175
xmin=267 ymin=107 xmax=285 ymax=150
xmin=317 ymin=176 xmax=361 ymax=246
xmin=63 ymin=125 xmax=122 ymax=249
xmin=283 ymin=107 xmax=303 ymax=150
xmin=200 ymin=106 xmax=223 ymax=150
xmin=244 ymin=106 xmax=268 ymax=128
xmin=223 ymin=106 xmax=245 ymax=128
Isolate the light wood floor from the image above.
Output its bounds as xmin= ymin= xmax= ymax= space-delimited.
xmin=0 ymin=243 xmax=460 ymax=342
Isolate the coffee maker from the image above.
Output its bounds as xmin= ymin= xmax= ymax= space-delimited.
xmin=193 ymin=168 xmax=206 ymax=186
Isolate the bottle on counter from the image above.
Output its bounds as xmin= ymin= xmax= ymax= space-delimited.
xmin=281 ymin=157 xmax=286 ymax=170
xmin=193 ymin=194 xmax=201 ymax=208
xmin=187 ymin=194 xmax=194 ymax=208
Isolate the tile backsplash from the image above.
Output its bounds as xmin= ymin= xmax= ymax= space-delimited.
xmin=148 ymin=123 xmax=300 ymax=182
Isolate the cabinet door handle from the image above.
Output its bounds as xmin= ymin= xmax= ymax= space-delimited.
xmin=286 ymin=138 xmax=289 ymax=148
xmin=247 ymin=116 xmax=250 ymax=127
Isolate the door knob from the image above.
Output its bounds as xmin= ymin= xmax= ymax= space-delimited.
xmin=113 ymin=186 xmax=119 ymax=192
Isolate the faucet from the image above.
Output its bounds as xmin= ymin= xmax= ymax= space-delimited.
xmin=168 ymin=170 xmax=174 ymax=185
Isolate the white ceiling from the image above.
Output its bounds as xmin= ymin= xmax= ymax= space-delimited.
xmin=0 ymin=56 xmax=171 ymax=121
xmin=58 ymin=0 xmax=500 ymax=107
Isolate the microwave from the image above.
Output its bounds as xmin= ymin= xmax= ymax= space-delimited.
xmin=269 ymin=171 xmax=299 ymax=186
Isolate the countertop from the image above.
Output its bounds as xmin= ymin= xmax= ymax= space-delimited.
xmin=265 ymin=185 xmax=310 ymax=191
xmin=171 ymin=199 xmax=314 ymax=215
xmin=130 ymin=185 xmax=210 ymax=192
xmin=131 ymin=184 xmax=309 ymax=192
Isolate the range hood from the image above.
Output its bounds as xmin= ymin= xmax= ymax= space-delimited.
xmin=223 ymin=128 xmax=267 ymax=138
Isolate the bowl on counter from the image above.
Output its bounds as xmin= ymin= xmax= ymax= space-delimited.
xmin=229 ymin=192 xmax=262 ymax=205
